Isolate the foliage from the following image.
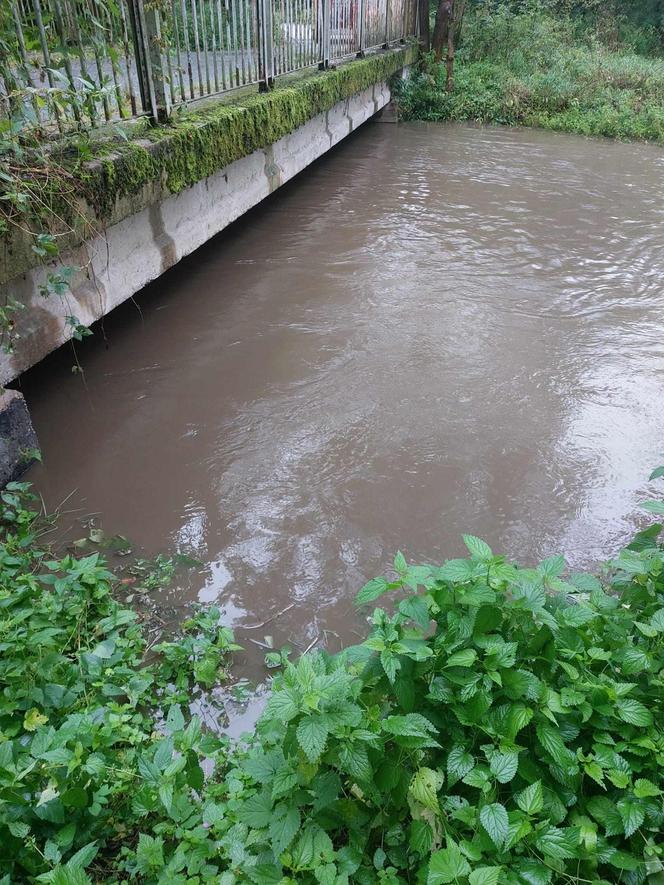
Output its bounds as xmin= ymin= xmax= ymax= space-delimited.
xmin=397 ymin=4 xmax=664 ymax=142
xmin=4 ymin=471 xmax=664 ymax=882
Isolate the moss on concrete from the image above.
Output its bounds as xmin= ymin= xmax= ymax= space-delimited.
xmin=87 ymin=47 xmax=415 ymax=217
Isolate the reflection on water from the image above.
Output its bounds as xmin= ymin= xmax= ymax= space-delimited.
xmin=20 ymin=121 xmax=664 ymax=678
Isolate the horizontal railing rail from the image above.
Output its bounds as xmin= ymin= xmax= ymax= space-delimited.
xmin=0 ymin=0 xmax=417 ymax=133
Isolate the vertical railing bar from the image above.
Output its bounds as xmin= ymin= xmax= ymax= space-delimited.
xmin=190 ymin=0 xmax=204 ymax=95
xmin=383 ymin=0 xmax=389 ymax=45
xmin=134 ymin=0 xmax=160 ymax=121
xmin=67 ymin=0 xmax=99 ymax=124
xmin=119 ymin=0 xmax=138 ymax=116
xmin=50 ymin=0 xmax=82 ymax=123
xmin=210 ymin=0 xmax=220 ymax=92
xmin=179 ymin=0 xmax=195 ymax=100
xmin=215 ymin=0 xmax=227 ymax=90
xmin=85 ymin=0 xmax=113 ymax=121
xmin=105 ymin=3 xmax=129 ymax=117
xmin=30 ymin=0 xmax=64 ymax=131
xmin=172 ymin=0 xmax=187 ymax=101
xmin=238 ymin=0 xmax=248 ymax=83
xmin=200 ymin=0 xmax=212 ymax=93
xmin=11 ymin=0 xmax=44 ymax=122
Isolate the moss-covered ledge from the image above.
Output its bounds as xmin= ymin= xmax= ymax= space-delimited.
xmin=1 ymin=45 xmax=416 ymax=286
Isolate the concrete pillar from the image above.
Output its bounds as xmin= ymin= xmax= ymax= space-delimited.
xmin=0 ymin=389 xmax=39 ymax=487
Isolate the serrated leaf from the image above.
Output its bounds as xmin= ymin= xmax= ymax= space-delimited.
xmin=616 ymin=698 xmax=652 ymax=727
xmin=269 ymin=805 xmax=300 ymax=854
xmin=489 ymin=751 xmax=519 ymax=784
xmin=617 ymin=798 xmax=645 ymax=837
xmin=536 ymin=722 xmax=573 ymax=767
xmin=444 ymin=648 xmax=477 ymax=668
xmin=296 ymin=717 xmax=328 ymax=762
xmin=536 ymin=826 xmax=579 ymax=860
xmin=634 ymin=777 xmax=661 ymax=798
xmin=428 ymin=840 xmax=471 ymax=884
xmin=516 ymin=780 xmax=543 ymax=815
xmin=479 ymin=803 xmax=508 ymax=848
xmin=355 ymin=577 xmax=390 ymax=606
xmin=641 ymin=499 xmax=664 ymax=515
xmin=447 ymin=746 xmax=474 ymax=787
xmin=409 ymin=767 xmax=443 ymax=814
xmin=469 ymin=867 xmax=501 ymax=885
xmin=438 ymin=559 xmax=475 ymax=583
xmin=384 ymin=713 xmax=438 ymax=739
xmin=463 ymin=535 xmax=493 ymax=560
xmin=394 ymin=551 xmax=407 ymax=575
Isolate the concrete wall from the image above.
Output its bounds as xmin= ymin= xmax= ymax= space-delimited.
xmin=1 ymin=77 xmax=398 ymax=387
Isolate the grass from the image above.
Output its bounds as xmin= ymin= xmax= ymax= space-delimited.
xmin=395 ymin=6 xmax=664 ymax=141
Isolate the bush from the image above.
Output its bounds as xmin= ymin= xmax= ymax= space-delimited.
xmin=395 ymin=5 xmax=664 ymax=142
xmin=4 ymin=476 xmax=664 ymax=882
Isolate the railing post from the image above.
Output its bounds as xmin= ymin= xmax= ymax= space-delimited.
xmin=131 ymin=0 xmax=170 ymax=122
xmin=383 ymin=0 xmax=390 ymax=47
xmin=318 ymin=0 xmax=330 ymax=69
xmin=356 ymin=0 xmax=365 ymax=57
xmin=258 ymin=0 xmax=275 ymax=90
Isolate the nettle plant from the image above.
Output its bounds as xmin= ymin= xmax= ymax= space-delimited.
xmin=3 ymin=471 xmax=664 ymax=883
xmin=226 ymin=496 xmax=664 ymax=883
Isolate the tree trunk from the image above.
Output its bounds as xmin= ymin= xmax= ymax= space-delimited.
xmin=431 ymin=0 xmax=452 ymax=63
xmin=418 ymin=0 xmax=430 ymax=51
xmin=446 ymin=0 xmax=465 ymax=91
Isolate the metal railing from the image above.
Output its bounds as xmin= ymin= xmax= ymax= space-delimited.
xmin=0 ymin=0 xmax=416 ymax=133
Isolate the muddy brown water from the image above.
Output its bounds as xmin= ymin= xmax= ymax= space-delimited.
xmin=20 ymin=121 xmax=664 ymax=692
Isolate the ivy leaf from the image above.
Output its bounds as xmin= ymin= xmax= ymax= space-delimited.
xmin=615 ymin=698 xmax=652 ymax=727
xmin=296 ymin=717 xmax=329 ymax=762
xmin=516 ymin=780 xmax=543 ymax=815
xmin=479 ymin=803 xmax=508 ymax=848
xmin=428 ymin=840 xmax=471 ymax=884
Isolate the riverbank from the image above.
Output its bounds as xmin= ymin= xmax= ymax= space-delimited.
xmin=4 ymin=475 xmax=664 ymax=882
xmin=395 ymin=6 xmax=664 ymax=142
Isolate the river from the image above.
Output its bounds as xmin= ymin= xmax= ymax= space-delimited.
xmin=21 ymin=121 xmax=664 ymax=685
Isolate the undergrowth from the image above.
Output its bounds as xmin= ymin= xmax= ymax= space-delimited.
xmin=395 ymin=5 xmax=664 ymax=141
xmin=4 ymin=472 xmax=664 ymax=882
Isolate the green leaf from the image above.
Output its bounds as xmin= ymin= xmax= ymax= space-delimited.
xmin=479 ymin=803 xmax=508 ymax=848
xmin=615 ymin=698 xmax=652 ymax=727
xmin=409 ymin=767 xmax=443 ymax=814
xmin=634 ymin=777 xmax=661 ymax=798
xmin=649 ymin=465 xmax=664 ymax=481
xmin=296 ymin=716 xmax=329 ymax=762
xmin=355 ymin=577 xmax=390 ymax=606
xmin=617 ymin=798 xmax=645 ymax=837
xmin=535 ymin=826 xmax=579 ymax=861
xmin=384 ymin=713 xmax=438 ymax=739
xmin=428 ymin=840 xmax=471 ymax=884
xmin=516 ymin=780 xmax=543 ymax=815
xmin=469 ymin=868 xmax=501 ymax=885
xmin=269 ymin=805 xmax=300 ymax=854
xmin=394 ymin=551 xmax=407 ymax=575
xmin=641 ymin=499 xmax=664 ymax=514
xmin=463 ymin=535 xmax=493 ymax=560
xmin=536 ymin=722 xmax=574 ymax=767
xmin=447 ymin=746 xmax=474 ymax=787
xmin=438 ymin=559 xmax=475 ymax=583
xmin=489 ymin=751 xmax=519 ymax=784
xmin=444 ymin=648 xmax=477 ymax=668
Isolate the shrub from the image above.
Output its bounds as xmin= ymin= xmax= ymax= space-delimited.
xmin=394 ymin=5 xmax=664 ymax=142
xmin=4 ymin=476 xmax=664 ymax=882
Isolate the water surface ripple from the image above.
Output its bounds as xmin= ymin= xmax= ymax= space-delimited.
xmin=23 ymin=122 xmax=664 ymax=670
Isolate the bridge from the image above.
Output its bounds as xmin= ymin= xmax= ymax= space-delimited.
xmin=0 ymin=0 xmax=418 ymax=481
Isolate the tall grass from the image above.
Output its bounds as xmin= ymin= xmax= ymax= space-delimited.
xmin=395 ymin=5 xmax=664 ymax=141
